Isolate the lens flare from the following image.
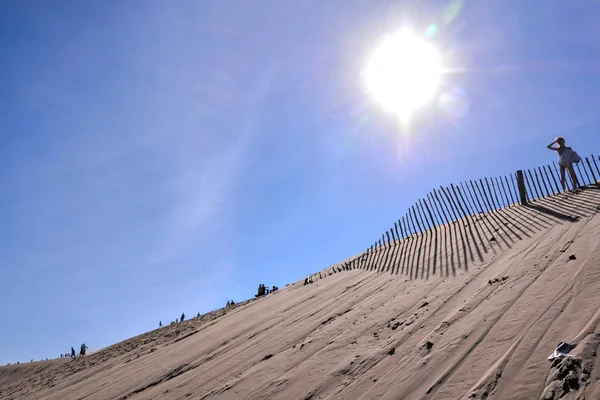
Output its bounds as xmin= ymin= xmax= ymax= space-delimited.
xmin=439 ymin=87 xmax=470 ymax=120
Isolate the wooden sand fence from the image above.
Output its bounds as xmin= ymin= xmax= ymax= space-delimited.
xmin=335 ymin=154 xmax=600 ymax=273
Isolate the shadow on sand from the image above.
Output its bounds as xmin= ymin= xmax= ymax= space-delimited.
xmin=345 ymin=187 xmax=600 ymax=280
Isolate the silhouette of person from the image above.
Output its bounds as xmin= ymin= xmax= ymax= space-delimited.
xmin=547 ymin=137 xmax=581 ymax=191
xmin=181 ymin=313 xmax=185 ymax=322
xmin=80 ymin=343 xmax=87 ymax=357
xmin=71 ymin=347 xmax=76 ymax=360
xmin=226 ymin=300 xmax=231 ymax=307
xmin=159 ymin=321 xmax=163 ymax=328
xmin=176 ymin=318 xmax=179 ymax=323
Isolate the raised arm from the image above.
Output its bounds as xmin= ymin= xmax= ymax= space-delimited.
xmin=546 ymin=140 xmax=559 ymax=151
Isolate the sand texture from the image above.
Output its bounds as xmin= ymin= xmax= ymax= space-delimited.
xmin=2 ymin=188 xmax=600 ymax=400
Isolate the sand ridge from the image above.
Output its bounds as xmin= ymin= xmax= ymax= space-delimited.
xmin=1 ymin=188 xmax=600 ymax=400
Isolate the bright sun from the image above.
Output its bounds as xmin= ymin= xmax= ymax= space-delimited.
xmin=365 ymin=30 xmax=442 ymax=123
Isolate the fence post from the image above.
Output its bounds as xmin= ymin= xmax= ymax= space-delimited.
xmin=517 ymin=170 xmax=527 ymax=205
xmin=516 ymin=170 xmax=527 ymax=205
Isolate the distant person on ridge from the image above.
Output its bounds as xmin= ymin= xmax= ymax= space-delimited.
xmin=547 ymin=137 xmax=581 ymax=192
xmin=80 ymin=343 xmax=88 ymax=358
xmin=181 ymin=312 xmax=185 ymax=322
xmin=159 ymin=321 xmax=163 ymax=328
xmin=71 ymin=347 xmax=76 ymax=360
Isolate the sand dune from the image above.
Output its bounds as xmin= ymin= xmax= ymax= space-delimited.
xmin=2 ymin=188 xmax=600 ymax=400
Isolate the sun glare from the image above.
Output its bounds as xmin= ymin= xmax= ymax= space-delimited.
xmin=365 ymin=30 xmax=442 ymax=123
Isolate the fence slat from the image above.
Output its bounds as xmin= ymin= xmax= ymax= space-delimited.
xmin=491 ymin=177 xmax=502 ymax=208
xmin=536 ymin=167 xmax=547 ymax=196
xmin=591 ymin=154 xmax=600 ymax=178
xmin=460 ymin=182 xmax=477 ymax=214
xmin=504 ymin=175 xmax=516 ymax=205
xmin=456 ymin=184 xmax=474 ymax=217
xmin=433 ymin=188 xmax=451 ymax=225
xmin=409 ymin=207 xmax=421 ymax=236
xmin=413 ymin=205 xmax=425 ymax=234
xmin=405 ymin=211 xmax=414 ymax=237
xmin=542 ymin=166 xmax=553 ymax=196
xmin=426 ymin=192 xmax=441 ymax=226
xmin=585 ymin=157 xmax=598 ymax=184
xmin=485 ymin=177 xmax=499 ymax=210
xmin=398 ymin=219 xmax=406 ymax=241
xmin=430 ymin=191 xmax=447 ymax=226
xmin=574 ymin=162 xmax=587 ymax=187
xmin=450 ymin=184 xmax=469 ymax=219
xmin=482 ymin=178 xmax=495 ymax=210
xmin=546 ymin=165 xmax=559 ymax=194
xmin=417 ymin=199 xmax=432 ymax=231
xmin=422 ymin=197 xmax=437 ymax=230
xmin=536 ymin=167 xmax=550 ymax=197
xmin=440 ymin=186 xmax=459 ymax=222
xmin=468 ymin=180 xmax=485 ymax=213
xmin=401 ymin=216 xmax=410 ymax=239
xmin=544 ymin=165 xmax=560 ymax=194
xmin=525 ymin=169 xmax=537 ymax=200
xmin=498 ymin=176 xmax=511 ymax=207
xmin=475 ymin=179 xmax=492 ymax=211
xmin=528 ymin=169 xmax=541 ymax=199
xmin=415 ymin=200 xmax=429 ymax=232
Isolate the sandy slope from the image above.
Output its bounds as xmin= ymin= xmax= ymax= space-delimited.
xmin=2 ymin=188 xmax=600 ymax=400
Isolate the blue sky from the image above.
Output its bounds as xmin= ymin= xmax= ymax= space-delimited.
xmin=1 ymin=0 xmax=600 ymax=364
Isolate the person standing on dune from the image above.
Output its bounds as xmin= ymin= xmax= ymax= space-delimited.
xmin=79 ymin=343 xmax=88 ymax=358
xmin=546 ymin=137 xmax=581 ymax=192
